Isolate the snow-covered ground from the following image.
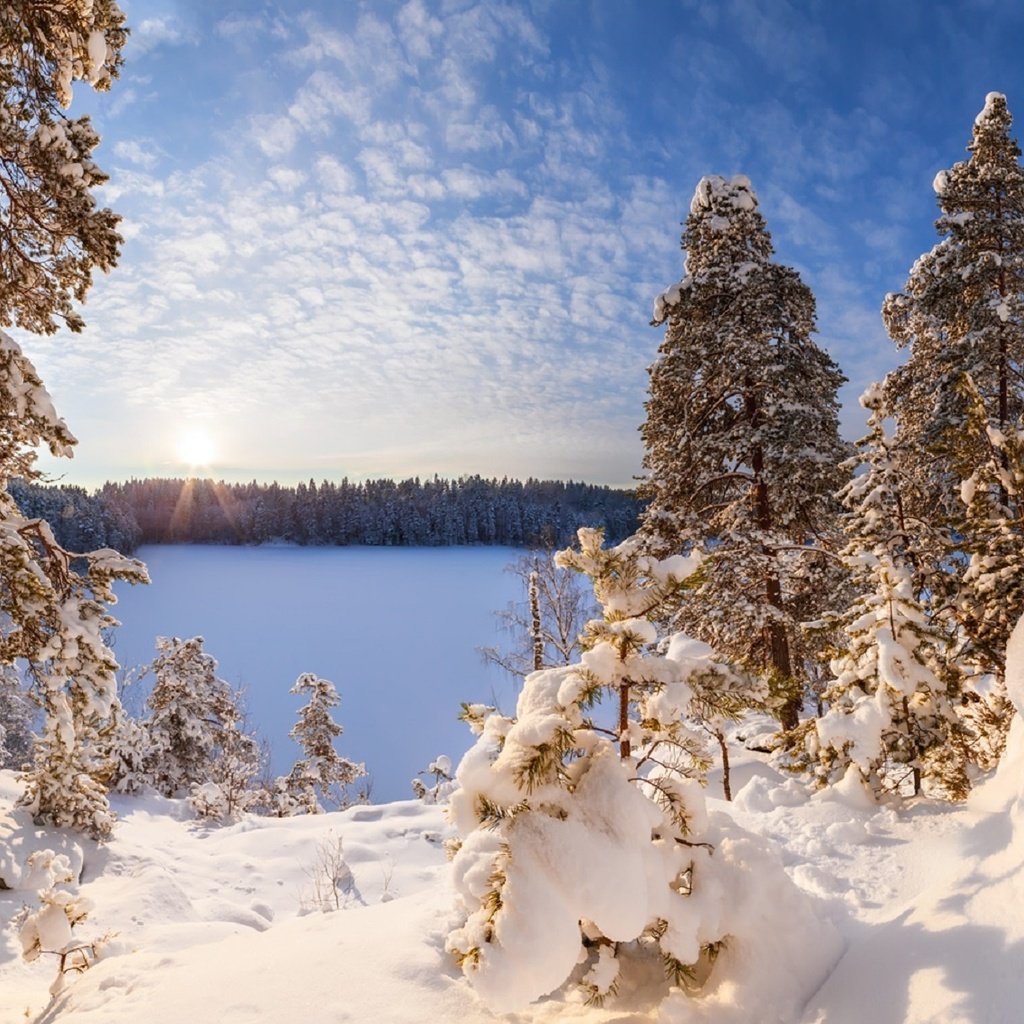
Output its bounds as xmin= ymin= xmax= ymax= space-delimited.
xmin=4 ymin=723 xmax=1024 ymax=1024
xmin=111 ymin=546 xmax=523 ymax=801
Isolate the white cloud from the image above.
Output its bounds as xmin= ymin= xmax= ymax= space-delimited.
xmin=113 ymin=139 xmax=159 ymax=169
xmin=129 ymin=15 xmax=191 ymax=55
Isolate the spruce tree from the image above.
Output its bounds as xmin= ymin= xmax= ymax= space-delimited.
xmin=882 ymin=93 xmax=1024 ymax=687
xmin=814 ymin=385 xmax=968 ymax=798
xmin=274 ymin=672 xmax=365 ymax=814
xmin=640 ymin=174 xmax=848 ymax=731
xmin=142 ymin=636 xmax=261 ymax=817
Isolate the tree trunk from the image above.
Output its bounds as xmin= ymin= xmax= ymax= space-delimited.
xmin=529 ymin=570 xmax=543 ymax=672
xmin=747 ymin=387 xmax=798 ymax=731
xmin=619 ymin=682 xmax=630 ymax=760
xmin=715 ymin=727 xmax=732 ymax=801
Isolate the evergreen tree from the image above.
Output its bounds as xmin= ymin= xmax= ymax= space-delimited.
xmin=640 ymin=174 xmax=848 ymax=731
xmin=142 ymin=636 xmax=261 ymax=817
xmin=448 ymin=529 xmax=815 ymax=1014
xmin=0 ymin=1 xmax=127 ymax=334
xmin=0 ymin=3 xmax=138 ymax=841
xmin=814 ymin=385 xmax=969 ymax=798
xmin=882 ymin=92 xmax=1024 ymax=686
xmin=273 ymin=672 xmax=364 ymax=814
xmin=0 ymin=336 xmax=147 ymax=839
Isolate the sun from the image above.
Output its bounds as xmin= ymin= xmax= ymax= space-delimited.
xmin=176 ymin=427 xmax=218 ymax=468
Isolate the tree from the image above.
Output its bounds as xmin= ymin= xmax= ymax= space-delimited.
xmin=142 ymin=636 xmax=262 ymax=818
xmin=447 ymin=529 xmax=829 ymax=1014
xmin=813 ymin=385 xmax=969 ymax=798
xmin=0 ymin=335 xmax=147 ymax=839
xmin=882 ymin=92 xmax=1024 ymax=686
xmin=0 ymin=3 xmax=138 ymax=841
xmin=0 ymin=0 xmax=127 ymax=334
xmin=479 ymin=550 xmax=596 ymax=679
xmin=272 ymin=672 xmax=365 ymax=814
xmin=639 ymin=174 xmax=848 ymax=731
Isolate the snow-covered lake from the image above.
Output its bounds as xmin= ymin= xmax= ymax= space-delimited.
xmin=111 ymin=545 xmax=523 ymax=802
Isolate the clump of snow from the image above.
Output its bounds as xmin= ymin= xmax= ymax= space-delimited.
xmin=690 ymin=174 xmax=758 ymax=215
xmin=976 ymin=90 xmax=1008 ymax=124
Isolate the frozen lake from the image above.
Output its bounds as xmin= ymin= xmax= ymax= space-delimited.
xmin=111 ymin=545 xmax=524 ymax=802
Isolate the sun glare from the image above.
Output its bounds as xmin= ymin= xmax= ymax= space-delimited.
xmin=176 ymin=427 xmax=217 ymax=468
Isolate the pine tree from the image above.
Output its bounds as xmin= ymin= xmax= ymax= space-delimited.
xmin=142 ymin=636 xmax=261 ymax=817
xmin=640 ymin=174 xmax=848 ymax=731
xmin=882 ymin=93 xmax=1024 ymax=687
xmin=448 ymin=530 xmax=715 ymax=1008
xmin=0 ymin=4 xmax=138 ymax=841
xmin=0 ymin=1 xmax=127 ymax=334
xmin=814 ymin=385 xmax=968 ymax=798
xmin=448 ymin=529 xmax=817 ymax=1014
xmin=274 ymin=672 xmax=364 ymax=814
xmin=0 ymin=335 xmax=147 ymax=839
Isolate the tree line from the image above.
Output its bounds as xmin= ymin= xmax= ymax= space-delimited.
xmin=11 ymin=475 xmax=643 ymax=552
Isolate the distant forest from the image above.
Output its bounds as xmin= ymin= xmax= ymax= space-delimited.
xmin=10 ymin=476 xmax=643 ymax=554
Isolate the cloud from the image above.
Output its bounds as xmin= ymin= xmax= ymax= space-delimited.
xmin=41 ymin=0 xmax=1016 ymax=488
xmin=129 ymin=14 xmax=193 ymax=55
xmin=113 ymin=139 xmax=160 ymax=169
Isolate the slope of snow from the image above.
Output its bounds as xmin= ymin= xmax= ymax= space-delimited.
xmin=3 ymin=711 xmax=1024 ymax=1024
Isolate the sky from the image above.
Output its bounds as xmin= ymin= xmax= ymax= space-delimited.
xmin=21 ymin=0 xmax=1024 ymax=488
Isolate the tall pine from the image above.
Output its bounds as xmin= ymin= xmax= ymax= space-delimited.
xmin=640 ymin=175 xmax=848 ymax=731
xmin=882 ymin=92 xmax=1024 ymax=694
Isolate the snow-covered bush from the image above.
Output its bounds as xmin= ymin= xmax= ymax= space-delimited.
xmin=18 ymin=849 xmax=98 ymax=996
xmin=447 ymin=528 xmax=837 ymax=1015
xmin=270 ymin=673 xmax=365 ymax=815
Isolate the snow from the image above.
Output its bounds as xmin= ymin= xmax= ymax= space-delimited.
xmin=977 ymin=91 xmax=1008 ymax=125
xmin=3 ymin=681 xmax=1024 ymax=1022
xmin=8 ymin=545 xmax=1024 ymax=1021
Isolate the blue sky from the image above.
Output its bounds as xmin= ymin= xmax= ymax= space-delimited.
xmin=24 ymin=0 xmax=1024 ymax=487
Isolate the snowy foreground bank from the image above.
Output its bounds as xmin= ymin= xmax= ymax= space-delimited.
xmin=4 ymin=729 xmax=1024 ymax=1024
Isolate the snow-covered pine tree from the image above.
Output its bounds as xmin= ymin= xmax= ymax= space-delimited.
xmin=640 ymin=174 xmax=848 ymax=732
xmin=882 ymin=93 xmax=1024 ymax=689
xmin=273 ymin=673 xmax=365 ymax=814
xmin=0 ymin=3 xmax=142 ymax=841
xmin=448 ymin=529 xmax=800 ymax=1013
xmin=950 ymin=373 xmax=1022 ymax=764
xmin=142 ymin=636 xmax=261 ymax=817
xmin=0 ymin=336 xmax=147 ymax=839
xmin=0 ymin=1 xmax=127 ymax=335
xmin=814 ymin=384 xmax=968 ymax=798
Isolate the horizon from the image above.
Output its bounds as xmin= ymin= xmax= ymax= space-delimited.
xmin=19 ymin=0 xmax=1024 ymax=489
